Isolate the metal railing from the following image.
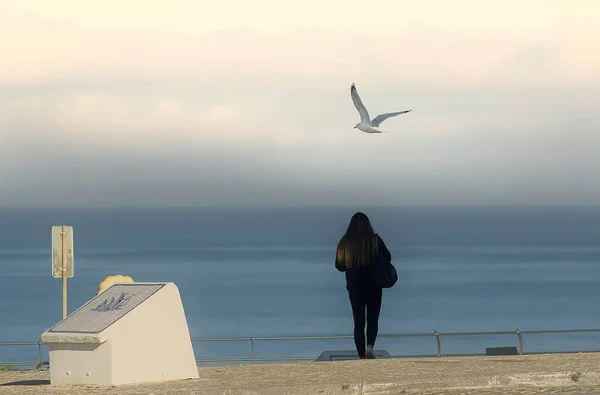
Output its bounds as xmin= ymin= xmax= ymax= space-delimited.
xmin=0 ymin=341 xmax=47 ymax=370
xmin=190 ymin=328 xmax=600 ymax=363
xmin=2 ymin=328 xmax=599 ymax=369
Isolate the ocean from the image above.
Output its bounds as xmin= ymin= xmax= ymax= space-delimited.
xmin=1 ymin=206 xmax=599 ymax=366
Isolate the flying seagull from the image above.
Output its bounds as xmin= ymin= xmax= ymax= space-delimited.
xmin=350 ymin=83 xmax=411 ymax=133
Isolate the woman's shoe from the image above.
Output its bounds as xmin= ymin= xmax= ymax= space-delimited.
xmin=366 ymin=345 xmax=375 ymax=359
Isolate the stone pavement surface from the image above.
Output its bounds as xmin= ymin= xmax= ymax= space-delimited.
xmin=1 ymin=353 xmax=599 ymax=394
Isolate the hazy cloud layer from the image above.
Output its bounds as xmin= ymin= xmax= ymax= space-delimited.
xmin=0 ymin=1 xmax=598 ymax=207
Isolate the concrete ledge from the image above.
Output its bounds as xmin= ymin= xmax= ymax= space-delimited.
xmin=1 ymin=352 xmax=600 ymax=394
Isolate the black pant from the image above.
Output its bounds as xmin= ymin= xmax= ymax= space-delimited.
xmin=349 ymin=286 xmax=382 ymax=358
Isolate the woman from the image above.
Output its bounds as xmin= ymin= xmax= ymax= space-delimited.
xmin=335 ymin=212 xmax=391 ymax=359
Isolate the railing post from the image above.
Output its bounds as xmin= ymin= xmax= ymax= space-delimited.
xmin=37 ymin=341 xmax=42 ymax=366
xmin=250 ymin=337 xmax=255 ymax=364
xmin=516 ymin=328 xmax=523 ymax=355
xmin=433 ymin=330 xmax=441 ymax=357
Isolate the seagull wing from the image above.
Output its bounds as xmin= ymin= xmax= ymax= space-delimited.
xmin=371 ymin=110 xmax=412 ymax=127
xmin=350 ymin=83 xmax=371 ymax=124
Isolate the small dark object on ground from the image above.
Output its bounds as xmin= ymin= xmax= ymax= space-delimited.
xmin=485 ymin=346 xmax=519 ymax=356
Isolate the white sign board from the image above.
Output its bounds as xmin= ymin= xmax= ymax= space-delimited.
xmin=52 ymin=226 xmax=74 ymax=278
xmin=48 ymin=284 xmax=163 ymax=334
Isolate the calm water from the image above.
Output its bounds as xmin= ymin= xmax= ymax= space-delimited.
xmin=0 ymin=206 xmax=599 ymax=364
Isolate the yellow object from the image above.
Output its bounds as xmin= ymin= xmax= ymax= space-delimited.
xmin=97 ymin=275 xmax=135 ymax=295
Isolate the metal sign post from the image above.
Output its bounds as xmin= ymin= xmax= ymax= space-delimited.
xmin=52 ymin=226 xmax=74 ymax=320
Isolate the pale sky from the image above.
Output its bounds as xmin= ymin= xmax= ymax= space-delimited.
xmin=0 ymin=0 xmax=598 ymax=207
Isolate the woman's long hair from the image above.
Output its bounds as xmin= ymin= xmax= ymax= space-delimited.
xmin=336 ymin=212 xmax=379 ymax=268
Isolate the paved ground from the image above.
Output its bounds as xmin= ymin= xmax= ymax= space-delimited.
xmin=1 ymin=353 xmax=599 ymax=394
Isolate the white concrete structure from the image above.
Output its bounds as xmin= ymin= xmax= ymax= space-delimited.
xmin=40 ymin=282 xmax=199 ymax=386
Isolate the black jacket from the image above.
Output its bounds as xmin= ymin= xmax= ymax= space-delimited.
xmin=335 ymin=234 xmax=391 ymax=292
